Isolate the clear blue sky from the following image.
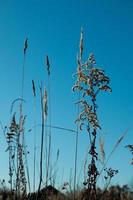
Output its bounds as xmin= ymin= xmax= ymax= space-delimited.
xmin=0 ymin=0 xmax=133 ymax=191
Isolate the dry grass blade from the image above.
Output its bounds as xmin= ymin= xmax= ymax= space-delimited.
xmin=28 ymin=124 xmax=77 ymax=134
xmin=10 ymin=98 xmax=25 ymax=114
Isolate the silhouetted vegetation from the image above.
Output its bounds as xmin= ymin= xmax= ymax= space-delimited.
xmin=0 ymin=30 xmax=132 ymax=200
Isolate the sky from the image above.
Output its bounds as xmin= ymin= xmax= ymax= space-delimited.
xmin=0 ymin=0 xmax=133 ymax=191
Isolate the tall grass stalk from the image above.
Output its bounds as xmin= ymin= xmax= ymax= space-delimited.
xmin=15 ymin=38 xmax=30 ymax=197
xmin=45 ymin=55 xmax=52 ymax=188
xmin=16 ymin=38 xmax=27 ymax=197
xmin=73 ymin=29 xmax=83 ymax=200
xmin=38 ymin=84 xmax=47 ymax=193
xmin=32 ymin=80 xmax=37 ymax=192
xmin=21 ymin=38 xmax=31 ymax=194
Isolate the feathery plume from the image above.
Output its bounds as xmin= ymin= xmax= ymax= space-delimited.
xmin=114 ymin=129 xmax=129 ymax=149
xmin=24 ymin=38 xmax=28 ymax=55
xmin=32 ymin=80 xmax=36 ymax=97
xmin=79 ymin=28 xmax=83 ymax=60
xmin=56 ymin=149 xmax=60 ymax=161
xmin=46 ymin=55 xmax=50 ymax=76
xmin=99 ymin=136 xmax=105 ymax=164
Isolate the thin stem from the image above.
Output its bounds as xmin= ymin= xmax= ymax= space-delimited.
xmin=73 ymin=92 xmax=80 ymax=200
xmin=33 ymin=96 xmax=37 ymax=192
xmin=38 ymin=85 xmax=45 ymax=192
xmin=46 ymin=75 xmax=52 ymax=188
xmin=31 ymin=124 xmax=77 ymax=134
xmin=23 ymin=133 xmax=31 ymax=193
